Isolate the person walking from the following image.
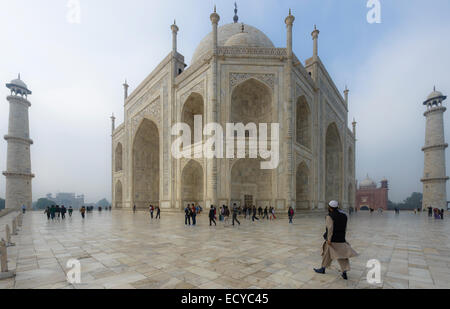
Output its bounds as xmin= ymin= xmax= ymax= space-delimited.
xmin=288 ymin=206 xmax=294 ymax=224
xmin=263 ymin=207 xmax=268 ymax=220
xmin=185 ymin=205 xmax=191 ymax=226
xmin=232 ymin=203 xmax=241 ymax=226
xmin=149 ymin=205 xmax=154 ymax=219
xmin=45 ymin=206 xmax=51 ymax=220
xmin=258 ymin=206 xmax=263 ymax=217
xmin=22 ymin=204 xmax=26 ymax=214
xmin=133 ymin=204 xmax=137 ymax=214
xmin=252 ymin=206 xmax=259 ymax=222
xmin=314 ymin=201 xmax=358 ymax=280
xmin=441 ymin=209 xmax=445 ymax=220
xmin=68 ymin=206 xmax=73 ymax=217
xmin=80 ymin=206 xmax=86 ymax=219
xmin=50 ymin=205 xmax=56 ymax=220
xmin=428 ymin=206 xmax=433 ymax=217
xmin=209 ymin=205 xmax=217 ymax=226
xmin=191 ymin=204 xmax=197 ymax=226
xmin=56 ymin=205 xmax=61 ymax=219
xmin=155 ymin=206 xmax=161 ymax=219
xmin=61 ymin=206 xmax=66 ymax=219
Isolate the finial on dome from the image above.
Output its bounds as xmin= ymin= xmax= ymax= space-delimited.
xmin=289 ymin=8 xmax=291 ymax=16
xmin=233 ymin=2 xmax=239 ymax=23
xmin=18 ymin=73 xmax=21 ymax=80
xmin=434 ymin=85 xmax=436 ymax=92
xmin=214 ymin=5 xmax=216 ymax=13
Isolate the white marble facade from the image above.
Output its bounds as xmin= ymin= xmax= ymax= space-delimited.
xmin=111 ymin=10 xmax=356 ymax=212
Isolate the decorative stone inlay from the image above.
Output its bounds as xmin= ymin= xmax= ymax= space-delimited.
xmin=230 ymin=73 xmax=275 ymax=91
xmin=131 ymin=98 xmax=161 ymax=137
xmin=180 ymin=81 xmax=205 ymax=104
xmin=127 ymin=79 xmax=164 ymax=117
xmin=218 ymin=47 xmax=286 ymax=58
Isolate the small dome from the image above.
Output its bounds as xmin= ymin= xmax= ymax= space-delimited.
xmin=9 ymin=78 xmax=28 ymax=90
xmin=6 ymin=75 xmax=32 ymax=95
xmin=191 ymin=23 xmax=274 ymax=64
xmin=360 ymin=176 xmax=377 ymax=189
xmin=427 ymin=90 xmax=444 ymax=100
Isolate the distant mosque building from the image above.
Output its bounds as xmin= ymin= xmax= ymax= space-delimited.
xmin=421 ymin=88 xmax=448 ymax=210
xmin=111 ymin=6 xmax=356 ymax=212
xmin=3 ymin=75 xmax=34 ymax=209
xmin=355 ymin=175 xmax=388 ymax=211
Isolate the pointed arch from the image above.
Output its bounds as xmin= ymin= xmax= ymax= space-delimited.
xmin=181 ymin=92 xmax=204 ymax=146
xmin=181 ymin=160 xmax=204 ymax=208
xmin=115 ymin=143 xmax=123 ymax=172
xmin=296 ymin=96 xmax=311 ymax=149
xmin=132 ymin=118 xmax=160 ymax=209
xmin=325 ymin=123 xmax=343 ymax=204
xmin=115 ymin=180 xmax=123 ymax=208
xmin=296 ymin=162 xmax=311 ymax=210
xmin=231 ymin=78 xmax=273 ymax=126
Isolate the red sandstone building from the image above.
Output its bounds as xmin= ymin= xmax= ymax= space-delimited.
xmin=355 ymin=176 xmax=389 ymax=211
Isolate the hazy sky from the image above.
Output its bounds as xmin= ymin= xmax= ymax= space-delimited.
xmin=1 ymin=0 xmax=450 ymax=203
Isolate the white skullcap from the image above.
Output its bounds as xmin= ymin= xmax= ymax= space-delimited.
xmin=328 ymin=201 xmax=339 ymax=208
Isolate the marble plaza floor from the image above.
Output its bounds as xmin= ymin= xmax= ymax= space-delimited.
xmin=1 ymin=209 xmax=450 ymax=289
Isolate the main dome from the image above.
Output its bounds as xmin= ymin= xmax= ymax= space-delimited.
xmin=191 ymin=23 xmax=275 ymax=64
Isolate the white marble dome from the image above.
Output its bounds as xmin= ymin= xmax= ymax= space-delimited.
xmin=360 ymin=176 xmax=377 ymax=189
xmin=191 ymin=23 xmax=274 ymax=64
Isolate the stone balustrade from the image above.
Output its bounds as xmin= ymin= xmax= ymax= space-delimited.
xmin=0 ymin=210 xmax=20 ymax=280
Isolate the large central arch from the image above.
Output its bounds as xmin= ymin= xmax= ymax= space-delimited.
xmin=231 ymin=78 xmax=272 ymax=127
xmin=325 ymin=123 xmax=343 ymax=204
xmin=230 ymin=159 xmax=272 ymax=208
xmin=181 ymin=160 xmax=204 ymax=208
xmin=132 ymin=118 xmax=160 ymax=209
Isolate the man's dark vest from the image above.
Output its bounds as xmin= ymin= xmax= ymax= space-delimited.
xmin=323 ymin=211 xmax=347 ymax=243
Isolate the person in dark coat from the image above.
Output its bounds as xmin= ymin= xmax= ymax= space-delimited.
xmin=263 ymin=207 xmax=269 ymax=220
xmin=232 ymin=204 xmax=241 ymax=226
xmin=252 ymin=206 xmax=259 ymax=222
xmin=441 ymin=209 xmax=444 ymax=220
xmin=288 ymin=207 xmax=294 ymax=224
xmin=45 ymin=207 xmax=51 ymax=220
xmin=185 ymin=205 xmax=191 ymax=226
xmin=155 ymin=206 xmax=161 ymax=219
xmin=191 ymin=204 xmax=197 ymax=226
xmin=209 ymin=206 xmax=216 ymax=226
xmin=314 ymin=201 xmax=358 ymax=280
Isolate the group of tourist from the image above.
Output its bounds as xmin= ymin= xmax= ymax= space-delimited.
xmin=179 ymin=203 xmax=296 ymax=227
xmin=184 ymin=204 xmax=199 ymax=225
xmin=427 ymin=206 xmax=445 ymax=219
xmin=44 ymin=205 xmax=73 ymax=220
xmin=44 ymin=205 xmax=112 ymax=220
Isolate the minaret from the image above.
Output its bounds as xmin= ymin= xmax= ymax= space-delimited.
xmin=3 ymin=75 xmax=34 ymax=209
xmin=123 ymin=80 xmax=129 ymax=101
xmin=311 ymin=25 xmax=320 ymax=60
xmin=421 ymin=87 xmax=449 ymax=210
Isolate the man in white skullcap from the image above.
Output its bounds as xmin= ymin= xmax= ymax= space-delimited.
xmin=314 ymin=200 xmax=358 ymax=280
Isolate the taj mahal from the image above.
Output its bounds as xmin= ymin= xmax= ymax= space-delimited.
xmin=111 ymin=7 xmax=356 ymax=212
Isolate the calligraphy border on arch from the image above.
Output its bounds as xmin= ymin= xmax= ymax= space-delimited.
xmin=229 ymin=73 xmax=275 ymax=91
